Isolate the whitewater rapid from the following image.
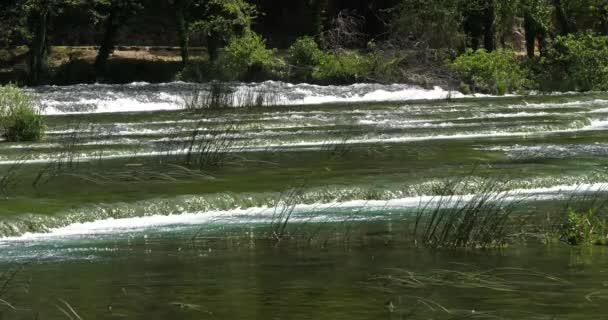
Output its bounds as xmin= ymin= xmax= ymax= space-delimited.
xmin=1 ymin=182 xmax=605 ymax=243
xmin=35 ymin=81 xmax=471 ymax=115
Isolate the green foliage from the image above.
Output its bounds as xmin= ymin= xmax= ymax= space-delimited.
xmin=391 ymin=0 xmax=464 ymax=50
xmin=194 ymin=0 xmax=256 ymax=36
xmin=541 ymin=33 xmax=608 ymax=91
xmin=521 ymin=0 xmax=553 ymax=32
xmin=217 ymin=31 xmax=280 ymax=81
xmin=451 ymin=49 xmax=531 ymax=95
xmin=312 ymin=50 xmax=372 ymax=84
xmin=287 ymin=36 xmax=326 ymax=81
xmin=562 ymin=208 xmax=608 ymax=246
xmin=459 ymin=82 xmax=472 ymax=95
xmin=286 ymin=37 xmax=373 ymax=84
xmin=0 ymin=84 xmax=45 ymax=142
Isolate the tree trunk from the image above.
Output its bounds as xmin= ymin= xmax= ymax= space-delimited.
xmin=538 ymin=30 xmax=548 ymax=57
xmin=174 ymin=0 xmax=189 ymax=67
xmin=28 ymin=4 xmax=49 ymax=84
xmin=207 ymin=34 xmax=220 ymax=62
xmin=598 ymin=8 xmax=608 ymax=35
xmin=95 ymin=11 xmax=119 ymax=79
xmin=471 ymin=37 xmax=480 ymax=50
xmin=553 ymin=0 xmax=572 ymax=35
xmin=523 ymin=12 xmax=536 ymax=58
xmin=483 ymin=2 xmax=495 ymax=52
xmin=311 ymin=0 xmax=328 ymax=46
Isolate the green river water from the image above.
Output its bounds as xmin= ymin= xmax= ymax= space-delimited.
xmin=1 ymin=82 xmax=608 ymax=319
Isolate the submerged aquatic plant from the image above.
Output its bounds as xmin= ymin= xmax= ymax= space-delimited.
xmin=0 ymin=156 xmax=27 ymax=197
xmin=413 ymin=178 xmax=521 ymax=249
xmin=0 ymin=264 xmax=23 ymax=311
xmin=370 ymin=265 xmax=567 ymax=319
xmin=372 ymin=267 xmax=565 ymax=292
xmin=55 ymin=299 xmax=83 ymax=320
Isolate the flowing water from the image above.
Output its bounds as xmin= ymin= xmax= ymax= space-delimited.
xmin=1 ymin=82 xmax=608 ymax=319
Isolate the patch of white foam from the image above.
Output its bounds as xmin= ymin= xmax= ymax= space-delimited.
xmin=37 ymin=81 xmax=480 ymax=115
xmin=289 ymin=85 xmax=467 ymax=105
xmin=43 ymin=98 xmax=181 ymax=115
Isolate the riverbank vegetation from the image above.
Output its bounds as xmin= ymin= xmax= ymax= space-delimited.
xmin=0 ymin=85 xmax=44 ymax=142
xmin=2 ymin=0 xmax=608 ymax=94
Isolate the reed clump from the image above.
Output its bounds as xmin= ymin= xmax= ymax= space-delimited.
xmin=155 ymin=121 xmax=241 ymax=170
xmin=183 ymin=81 xmax=281 ymax=111
xmin=0 ymin=156 xmax=26 ymax=197
xmin=413 ymin=178 xmax=520 ymax=249
xmin=269 ymin=187 xmax=303 ymax=243
xmin=559 ymin=187 xmax=608 ymax=246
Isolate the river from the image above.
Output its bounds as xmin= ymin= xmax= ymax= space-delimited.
xmin=0 ymin=81 xmax=607 ymax=319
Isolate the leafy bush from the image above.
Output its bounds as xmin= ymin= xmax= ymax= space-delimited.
xmin=562 ymin=208 xmax=608 ymax=246
xmin=217 ymin=31 xmax=282 ymax=81
xmin=450 ymin=49 xmax=531 ymax=95
xmin=287 ymin=36 xmax=326 ymax=82
xmin=541 ymin=33 xmax=608 ymax=91
xmin=0 ymin=85 xmax=45 ymax=142
xmin=312 ymin=50 xmax=372 ymax=84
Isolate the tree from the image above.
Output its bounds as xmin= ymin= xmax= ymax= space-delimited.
xmin=0 ymin=1 xmax=28 ymax=50
xmin=310 ymin=0 xmax=328 ymax=45
xmin=2 ymin=0 xmax=85 ymax=84
xmin=93 ymin=0 xmax=144 ymax=78
xmin=172 ymin=0 xmax=194 ymax=67
xmin=552 ymin=0 xmax=574 ymax=35
xmin=390 ymin=0 xmax=465 ymax=50
xmin=193 ymin=0 xmax=257 ymax=61
xmin=521 ymin=0 xmax=552 ymax=57
xmin=171 ymin=0 xmax=256 ymax=66
xmin=494 ymin=0 xmax=520 ymax=48
xmin=27 ymin=0 xmax=50 ymax=84
xmin=461 ymin=0 xmax=497 ymax=51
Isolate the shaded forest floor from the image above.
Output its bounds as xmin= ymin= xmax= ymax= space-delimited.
xmin=0 ymin=46 xmax=458 ymax=88
xmin=0 ymin=46 xmax=206 ymax=85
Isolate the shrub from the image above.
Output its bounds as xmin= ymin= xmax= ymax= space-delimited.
xmin=217 ymin=31 xmax=282 ymax=81
xmin=561 ymin=208 xmax=608 ymax=246
xmin=541 ymin=33 xmax=608 ymax=91
xmin=450 ymin=49 xmax=531 ymax=95
xmin=459 ymin=82 xmax=472 ymax=95
xmin=287 ymin=36 xmax=326 ymax=81
xmin=0 ymin=84 xmax=45 ymax=142
xmin=312 ymin=50 xmax=372 ymax=84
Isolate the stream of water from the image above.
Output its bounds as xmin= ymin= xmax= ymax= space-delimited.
xmin=1 ymin=82 xmax=608 ymax=319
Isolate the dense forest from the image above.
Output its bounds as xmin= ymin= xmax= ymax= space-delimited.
xmin=2 ymin=0 xmax=608 ymax=93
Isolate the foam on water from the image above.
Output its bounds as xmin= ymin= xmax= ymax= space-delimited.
xmin=36 ymin=81 xmax=473 ymax=115
xmin=1 ymin=182 xmax=605 ymax=243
